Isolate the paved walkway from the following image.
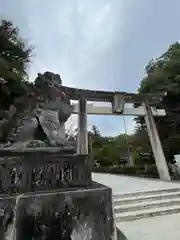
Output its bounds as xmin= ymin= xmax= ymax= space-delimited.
xmin=92 ymin=173 xmax=180 ymax=195
xmin=92 ymin=173 xmax=180 ymax=240
xmin=117 ymin=213 xmax=180 ymax=240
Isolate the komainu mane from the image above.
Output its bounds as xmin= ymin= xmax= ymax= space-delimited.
xmin=0 ymin=71 xmax=74 ymax=149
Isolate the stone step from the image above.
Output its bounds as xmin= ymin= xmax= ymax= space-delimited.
xmin=113 ymin=187 xmax=180 ymax=199
xmin=115 ymin=205 xmax=180 ymax=222
xmin=114 ymin=191 xmax=180 ymax=205
xmin=114 ymin=198 xmax=180 ymax=213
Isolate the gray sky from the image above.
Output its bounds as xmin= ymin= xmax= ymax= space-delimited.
xmin=1 ymin=0 xmax=180 ymax=136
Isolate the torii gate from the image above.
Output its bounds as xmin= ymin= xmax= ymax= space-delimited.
xmin=64 ymin=86 xmax=171 ymax=182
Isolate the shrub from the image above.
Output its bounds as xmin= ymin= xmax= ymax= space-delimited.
xmin=93 ymin=164 xmax=159 ymax=178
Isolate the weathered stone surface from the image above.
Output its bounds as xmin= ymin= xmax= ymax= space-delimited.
xmin=1 ymin=184 xmax=113 ymax=240
xmin=0 ymin=196 xmax=16 ymax=240
xmin=0 ymin=184 xmax=115 ymax=240
xmin=0 ymin=152 xmax=91 ymax=194
xmin=0 ymin=155 xmax=117 ymax=239
xmin=0 ymin=71 xmax=74 ymax=149
xmin=0 ymin=71 xmax=116 ymax=239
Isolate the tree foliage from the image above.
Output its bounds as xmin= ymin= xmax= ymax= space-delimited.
xmin=90 ymin=43 xmax=180 ymax=167
xmin=137 ymin=42 xmax=180 ymax=162
xmin=0 ymin=20 xmax=33 ymax=109
xmin=89 ymin=125 xmax=135 ymax=166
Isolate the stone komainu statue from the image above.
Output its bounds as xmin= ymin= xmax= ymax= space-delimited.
xmin=0 ymin=71 xmax=74 ymax=149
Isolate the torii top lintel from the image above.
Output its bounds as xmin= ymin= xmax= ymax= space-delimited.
xmin=63 ymin=86 xmax=166 ymax=104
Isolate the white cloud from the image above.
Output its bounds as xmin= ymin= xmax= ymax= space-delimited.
xmin=65 ymin=114 xmax=135 ymax=137
xmin=93 ymin=4 xmax=111 ymax=28
xmin=65 ymin=115 xmax=78 ymax=134
xmin=1 ymin=0 xmax=142 ymax=136
xmin=124 ymin=117 xmax=136 ymax=135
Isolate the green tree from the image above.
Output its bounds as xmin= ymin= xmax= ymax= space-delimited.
xmin=0 ymin=20 xmax=33 ymax=109
xmin=89 ymin=125 xmax=102 ymax=149
xmin=136 ymin=42 xmax=180 ymax=162
xmin=91 ymin=125 xmax=101 ymax=137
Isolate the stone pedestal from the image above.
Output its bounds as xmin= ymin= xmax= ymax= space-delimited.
xmin=0 ymin=150 xmax=115 ymax=239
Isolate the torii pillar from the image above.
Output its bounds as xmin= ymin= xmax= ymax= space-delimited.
xmin=77 ymin=97 xmax=88 ymax=154
xmin=144 ymin=100 xmax=171 ymax=181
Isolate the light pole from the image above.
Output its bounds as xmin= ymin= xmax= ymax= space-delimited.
xmin=122 ymin=116 xmax=132 ymax=165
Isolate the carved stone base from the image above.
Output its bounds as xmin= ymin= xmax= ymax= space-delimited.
xmin=0 ymin=152 xmax=91 ymax=194
xmin=0 ymin=183 xmax=115 ymax=240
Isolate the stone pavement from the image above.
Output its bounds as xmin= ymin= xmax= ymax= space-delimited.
xmin=92 ymin=173 xmax=180 ymax=240
xmin=117 ymin=213 xmax=180 ymax=240
xmin=92 ymin=173 xmax=180 ymax=195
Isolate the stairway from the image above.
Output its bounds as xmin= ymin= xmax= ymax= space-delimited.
xmin=113 ymin=188 xmax=180 ymax=223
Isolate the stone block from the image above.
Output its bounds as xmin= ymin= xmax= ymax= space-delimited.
xmin=1 ymin=184 xmax=115 ymax=239
xmin=0 ymin=153 xmax=92 ymax=194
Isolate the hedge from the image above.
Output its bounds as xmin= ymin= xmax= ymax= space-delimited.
xmin=93 ymin=164 xmax=159 ymax=178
